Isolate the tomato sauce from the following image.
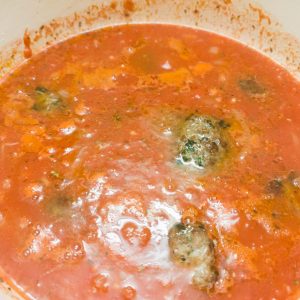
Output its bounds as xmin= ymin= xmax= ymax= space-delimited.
xmin=0 ymin=24 xmax=299 ymax=300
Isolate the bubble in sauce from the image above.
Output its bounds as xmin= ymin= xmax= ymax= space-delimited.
xmin=121 ymin=222 xmax=151 ymax=247
xmin=2 ymin=179 xmax=11 ymax=190
xmin=92 ymin=273 xmax=109 ymax=293
xmin=121 ymin=286 xmax=137 ymax=299
xmin=23 ymin=249 xmax=31 ymax=257
xmin=64 ymin=251 xmax=72 ymax=261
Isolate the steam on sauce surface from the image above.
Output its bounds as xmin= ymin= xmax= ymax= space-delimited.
xmin=0 ymin=24 xmax=299 ymax=300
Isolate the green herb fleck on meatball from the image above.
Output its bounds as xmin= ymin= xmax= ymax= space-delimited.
xmin=177 ymin=115 xmax=229 ymax=169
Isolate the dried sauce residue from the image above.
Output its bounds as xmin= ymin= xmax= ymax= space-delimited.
xmin=0 ymin=0 xmax=299 ymax=80
xmin=249 ymin=4 xmax=271 ymax=25
xmin=23 ymin=30 xmax=32 ymax=59
xmin=123 ymin=0 xmax=135 ymax=16
xmin=110 ymin=1 xmax=117 ymax=10
xmin=124 ymin=0 xmax=135 ymax=11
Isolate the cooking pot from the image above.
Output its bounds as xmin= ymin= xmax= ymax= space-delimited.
xmin=0 ymin=0 xmax=299 ymax=299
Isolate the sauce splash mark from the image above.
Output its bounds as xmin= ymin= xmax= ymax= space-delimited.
xmin=23 ymin=29 xmax=32 ymax=59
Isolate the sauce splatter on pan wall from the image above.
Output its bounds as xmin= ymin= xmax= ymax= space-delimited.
xmin=0 ymin=0 xmax=299 ymax=80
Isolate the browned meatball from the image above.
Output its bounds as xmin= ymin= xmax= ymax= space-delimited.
xmin=265 ymin=171 xmax=300 ymax=212
xmin=177 ymin=115 xmax=229 ymax=169
xmin=32 ymin=86 xmax=64 ymax=112
xmin=238 ymin=77 xmax=266 ymax=96
xmin=168 ymin=223 xmax=218 ymax=291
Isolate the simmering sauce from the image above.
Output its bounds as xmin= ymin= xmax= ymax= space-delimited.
xmin=0 ymin=24 xmax=299 ymax=300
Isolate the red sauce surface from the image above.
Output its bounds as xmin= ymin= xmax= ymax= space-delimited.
xmin=0 ymin=24 xmax=300 ymax=300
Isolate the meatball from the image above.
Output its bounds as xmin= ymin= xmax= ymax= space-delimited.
xmin=44 ymin=194 xmax=73 ymax=218
xmin=266 ymin=172 xmax=300 ymax=197
xmin=265 ymin=179 xmax=283 ymax=196
xmin=168 ymin=223 xmax=218 ymax=291
xmin=238 ymin=78 xmax=266 ymax=96
xmin=193 ymin=264 xmax=218 ymax=292
xmin=32 ymin=86 xmax=64 ymax=112
xmin=177 ymin=115 xmax=229 ymax=169
xmin=265 ymin=172 xmax=300 ymax=211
